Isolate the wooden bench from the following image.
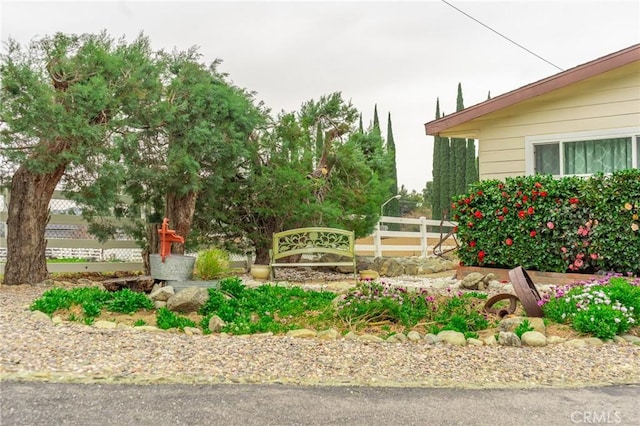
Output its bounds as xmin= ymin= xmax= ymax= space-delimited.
xmin=269 ymin=227 xmax=356 ymax=280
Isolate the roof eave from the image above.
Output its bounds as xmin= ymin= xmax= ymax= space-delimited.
xmin=425 ymin=43 xmax=640 ymax=136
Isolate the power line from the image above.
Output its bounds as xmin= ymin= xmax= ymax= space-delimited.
xmin=441 ymin=0 xmax=564 ymax=72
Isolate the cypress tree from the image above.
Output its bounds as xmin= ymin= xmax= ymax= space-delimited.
xmin=453 ymin=83 xmax=467 ymax=196
xmin=358 ymin=113 xmax=364 ymax=133
xmin=440 ymin=136 xmax=452 ymax=219
xmin=466 ymin=138 xmax=478 ymax=187
xmin=372 ymin=104 xmax=381 ymax=137
xmin=386 ymin=112 xmax=400 ymax=218
xmin=432 ymin=99 xmax=442 ymax=220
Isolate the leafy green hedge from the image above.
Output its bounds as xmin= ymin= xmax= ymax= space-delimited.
xmin=452 ymin=169 xmax=640 ymax=274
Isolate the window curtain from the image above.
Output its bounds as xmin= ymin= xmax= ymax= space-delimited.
xmin=564 ymin=137 xmax=631 ymax=174
xmin=535 ymin=143 xmax=560 ymax=175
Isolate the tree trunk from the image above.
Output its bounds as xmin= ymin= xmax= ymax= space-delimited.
xmin=142 ymin=222 xmax=161 ymax=275
xmin=165 ymin=191 xmax=197 ymax=254
xmin=3 ymin=164 xmax=66 ymax=285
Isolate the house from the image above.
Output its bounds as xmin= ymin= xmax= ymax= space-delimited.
xmin=424 ymin=44 xmax=640 ymax=180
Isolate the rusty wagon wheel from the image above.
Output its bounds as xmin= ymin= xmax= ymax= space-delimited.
xmin=483 ymin=293 xmax=520 ymax=318
xmin=508 ymin=266 xmax=544 ymax=317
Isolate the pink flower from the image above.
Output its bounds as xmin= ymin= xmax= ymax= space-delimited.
xmin=546 ymin=222 xmax=555 ymax=230
xmin=574 ymin=258 xmax=584 ymax=268
xmin=590 ymin=253 xmax=598 ymax=260
xmin=561 ymin=247 xmax=567 ymax=253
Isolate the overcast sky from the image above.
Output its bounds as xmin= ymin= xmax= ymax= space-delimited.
xmin=1 ymin=1 xmax=639 ymax=192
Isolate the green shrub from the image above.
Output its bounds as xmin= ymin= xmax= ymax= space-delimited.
xmin=541 ymin=275 xmax=640 ymax=339
xmin=514 ymin=319 xmax=534 ymax=339
xmin=453 ymin=170 xmax=640 ymax=274
xmin=156 ymin=307 xmax=197 ymax=330
xmin=194 ymin=248 xmax=230 ymax=280
xmin=106 ymin=288 xmax=154 ymax=313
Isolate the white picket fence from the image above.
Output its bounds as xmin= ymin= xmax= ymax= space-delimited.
xmin=355 ymin=216 xmax=458 ymax=258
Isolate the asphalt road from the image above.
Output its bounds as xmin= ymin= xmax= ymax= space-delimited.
xmin=1 ymin=381 xmax=639 ymax=426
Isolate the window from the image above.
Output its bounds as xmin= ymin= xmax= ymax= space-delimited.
xmin=527 ymin=129 xmax=640 ymax=176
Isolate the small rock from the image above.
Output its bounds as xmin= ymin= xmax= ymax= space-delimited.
xmin=344 ymin=331 xmax=359 ymax=341
xmin=386 ymin=333 xmax=407 ymax=343
xmin=498 ymin=331 xmax=521 ymax=347
xmin=358 ymin=334 xmax=385 ymax=343
xmin=583 ymin=337 xmax=604 ymax=346
xmin=546 ymin=336 xmax=566 ymax=345
xmin=184 ymin=327 xmax=202 ymax=335
xmin=483 ymin=335 xmax=498 ymax=346
xmin=406 ymin=331 xmax=422 ymax=341
xmin=93 ymin=320 xmax=117 ymax=329
xmin=437 ymin=330 xmax=467 ymax=346
xmin=620 ymin=334 xmax=640 ymax=345
xmin=286 ymin=329 xmax=317 ymax=338
xmin=521 ymin=331 xmax=547 ymax=347
xmin=30 ymin=311 xmax=51 ymax=323
xmin=467 ymin=338 xmax=484 ymax=346
xmin=166 ymin=287 xmax=209 ymax=313
xmin=52 ymin=315 xmax=63 ymax=325
xmin=317 ymin=328 xmax=339 ymax=340
xmin=424 ymin=333 xmax=440 ymax=345
xmin=208 ymin=315 xmax=226 ymax=333
xmin=565 ymin=339 xmax=588 ymax=348
xmin=149 ymin=286 xmax=175 ymax=302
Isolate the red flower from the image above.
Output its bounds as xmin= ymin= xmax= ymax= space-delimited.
xmin=451 ymin=203 xmax=457 ymax=210
xmin=467 ymin=222 xmax=474 ymax=228
xmin=522 ymin=195 xmax=529 ymax=203
xmin=477 ymin=190 xmax=483 ymax=196
xmin=469 ymin=241 xmax=477 ymax=247
xmin=530 ymin=230 xmax=537 ymax=237
xmin=497 ymin=215 xmax=505 ymax=221
xmin=569 ymin=197 xmax=579 ymax=204
xmin=478 ymin=250 xmax=485 ymax=261
xmin=502 ymin=206 xmax=509 ymax=214
xmin=498 ymin=183 xmax=504 ymax=190
xmin=527 ymin=206 xmax=535 ymax=215
xmin=453 ymin=226 xmax=459 ymax=233
xmin=473 ymin=210 xmax=483 ymax=219
xmin=505 ymin=238 xmax=513 ymax=246
xmin=464 ymin=197 xmax=472 ymax=205
xmin=534 ymin=182 xmax=542 ymax=189
xmin=501 ymin=191 xmax=509 ymax=198
xmin=518 ymin=210 xmax=526 ymax=219
xmin=540 ymin=191 xmax=548 ymax=197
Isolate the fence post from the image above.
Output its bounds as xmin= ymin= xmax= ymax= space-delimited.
xmin=374 ymin=222 xmax=382 ymax=258
xmin=419 ymin=216 xmax=427 ymax=257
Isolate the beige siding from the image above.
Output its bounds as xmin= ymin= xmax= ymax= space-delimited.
xmin=465 ymin=62 xmax=640 ymax=179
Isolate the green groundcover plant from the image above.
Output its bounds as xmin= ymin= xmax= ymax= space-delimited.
xmin=452 ymin=169 xmax=640 ymax=274
xmin=540 ymin=274 xmax=640 ymax=339
xmin=30 ymin=275 xmax=640 ymax=340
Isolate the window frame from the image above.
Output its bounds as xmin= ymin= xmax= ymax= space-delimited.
xmin=525 ymin=127 xmax=640 ymax=177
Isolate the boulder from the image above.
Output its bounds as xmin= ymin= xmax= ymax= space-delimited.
xmin=498 ymin=317 xmax=546 ymax=335
xmin=166 ymin=287 xmax=209 ymax=313
xmin=149 ymin=285 xmax=175 ymax=302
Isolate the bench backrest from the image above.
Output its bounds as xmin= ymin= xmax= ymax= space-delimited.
xmin=271 ymin=227 xmax=355 ymax=261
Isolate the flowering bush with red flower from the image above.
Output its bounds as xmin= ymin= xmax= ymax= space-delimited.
xmin=452 ymin=170 xmax=640 ymax=275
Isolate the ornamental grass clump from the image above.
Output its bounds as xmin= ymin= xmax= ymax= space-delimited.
xmin=540 ymin=275 xmax=640 ymax=339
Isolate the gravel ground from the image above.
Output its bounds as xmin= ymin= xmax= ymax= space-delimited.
xmin=1 ymin=274 xmax=639 ymax=389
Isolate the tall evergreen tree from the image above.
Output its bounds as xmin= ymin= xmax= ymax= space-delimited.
xmin=465 ymin=138 xmax=478 ymax=187
xmin=386 ymin=112 xmax=400 ymax=218
xmin=372 ymin=104 xmax=381 ymax=137
xmin=358 ymin=113 xmax=364 ymax=133
xmin=439 ymin=136 xmax=452 ymax=219
xmin=431 ymin=99 xmax=442 ymax=220
xmin=453 ymin=83 xmax=467 ymax=196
